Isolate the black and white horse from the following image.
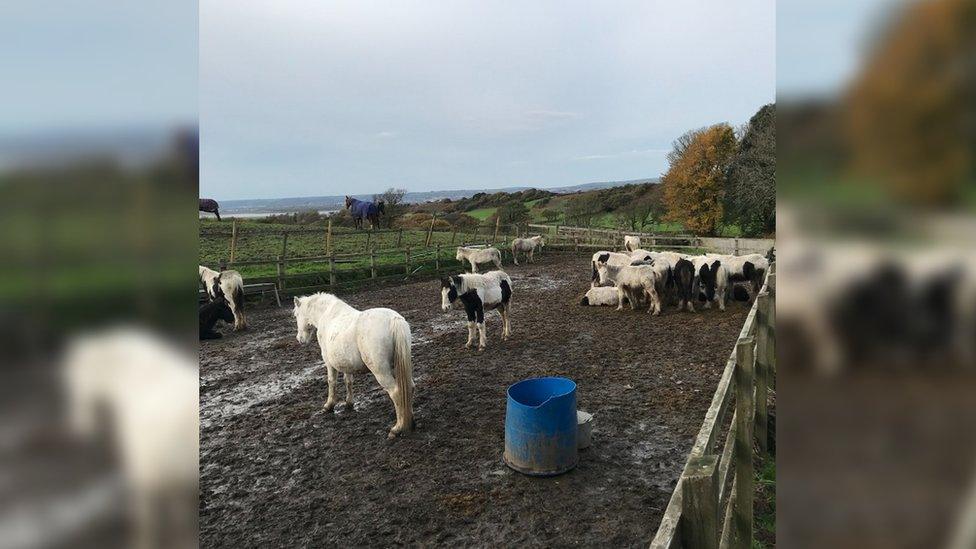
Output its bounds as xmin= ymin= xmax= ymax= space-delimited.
xmin=440 ymin=271 xmax=513 ymax=350
xmin=690 ymin=255 xmax=729 ymax=311
xmin=707 ymin=253 xmax=769 ymax=302
xmin=199 ymin=266 xmax=246 ymax=330
xmin=199 ymin=198 xmax=221 ymax=220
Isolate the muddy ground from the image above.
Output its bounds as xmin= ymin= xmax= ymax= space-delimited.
xmin=200 ymin=253 xmax=749 ymax=547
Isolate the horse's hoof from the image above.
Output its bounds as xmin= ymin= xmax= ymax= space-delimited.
xmin=478 ymin=346 xmax=486 ymax=352
xmin=344 ymin=402 xmax=355 ymax=412
xmin=324 ymin=402 xmax=337 ymax=412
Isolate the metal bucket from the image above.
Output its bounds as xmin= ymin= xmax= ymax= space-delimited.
xmin=504 ymin=377 xmax=579 ymax=476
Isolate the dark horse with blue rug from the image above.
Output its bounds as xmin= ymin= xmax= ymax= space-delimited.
xmin=345 ymin=196 xmax=385 ymax=229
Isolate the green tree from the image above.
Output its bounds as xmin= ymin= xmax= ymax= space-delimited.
xmin=374 ymin=187 xmax=407 ymax=229
xmin=724 ymin=104 xmax=776 ymax=236
xmin=496 ymin=201 xmax=531 ymax=225
xmin=542 ymin=208 xmax=560 ymax=224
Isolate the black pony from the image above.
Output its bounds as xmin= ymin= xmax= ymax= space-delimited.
xmin=200 ymin=297 xmax=234 ymax=340
xmin=200 ymin=198 xmax=221 ymax=221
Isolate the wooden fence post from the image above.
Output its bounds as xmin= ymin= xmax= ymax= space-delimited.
xmin=280 ymin=232 xmax=289 ymax=259
xmin=754 ymin=293 xmax=772 ymax=453
xmin=365 ymin=230 xmax=371 ymax=252
xmin=370 ymin=250 xmax=377 ymax=279
xmin=276 ymin=255 xmax=284 ymax=291
xmin=229 ymin=220 xmax=237 ymax=263
xmin=681 ymin=455 xmax=720 ymax=549
xmin=326 ymin=219 xmax=333 ymax=255
xmin=451 ymin=227 xmax=458 ymax=244
xmin=732 ymin=337 xmax=755 ymax=549
xmin=396 ymin=229 xmax=403 ymax=248
xmin=426 ymin=215 xmax=436 ymax=247
xmin=435 ymin=244 xmax=441 ymax=271
xmin=329 ymin=254 xmax=336 ymax=286
xmin=404 ymin=247 xmax=411 ymax=275
xmin=493 ymin=217 xmax=500 ymax=244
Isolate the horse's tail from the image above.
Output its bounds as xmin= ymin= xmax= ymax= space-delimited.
xmin=232 ymin=283 xmax=245 ymax=329
xmin=391 ymin=317 xmax=415 ymax=430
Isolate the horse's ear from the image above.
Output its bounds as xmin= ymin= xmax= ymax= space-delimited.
xmin=293 ymin=296 xmax=301 ymax=308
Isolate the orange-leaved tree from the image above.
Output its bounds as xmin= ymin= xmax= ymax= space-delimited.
xmin=662 ymin=123 xmax=738 ymax=235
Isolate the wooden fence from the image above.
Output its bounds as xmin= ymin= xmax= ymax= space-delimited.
xmin=200 ymin=220 xmax=773 ymax=298
xmin=200 ymin=218 xmax=538 ymax=296
xmin=650 ymin=264 xmax=776 ymax=549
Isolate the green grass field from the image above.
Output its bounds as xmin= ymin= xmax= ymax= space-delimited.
xmin=200 ymin=219 xmax=519 ymax=288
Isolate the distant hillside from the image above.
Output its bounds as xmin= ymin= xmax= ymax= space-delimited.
xmin=216 ymin=178 xmax=658 ymax=214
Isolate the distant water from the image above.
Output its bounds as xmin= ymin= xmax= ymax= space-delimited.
xmin=199 ymin=209 xmax=338 ymax=219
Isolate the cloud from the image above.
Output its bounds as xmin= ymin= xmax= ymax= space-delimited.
xmin=574 ymin=148 xmax=671 ymax=161
xmin=374 ymin=131 xmax=397 ymax=138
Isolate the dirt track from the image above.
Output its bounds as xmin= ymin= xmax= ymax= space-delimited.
xmin=200 ymin=253 xmax=749 ymax=547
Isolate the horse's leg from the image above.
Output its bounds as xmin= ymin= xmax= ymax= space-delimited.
xmin=494 ymin=256 xmax=502 ymax=270
xmin=500 ymin=306 xmax=510 ymax=340
xmin=616 ymin=287 xmax=626 ymax=311
xmin=370 ymin=365 xmax=407 ymax=438
xmin=470 ymin=260 xmax=478 ymax=273
xmin=323 ymin=365 xmax=338 ymax=411
xmin=476 ymin=304 xmax=487 ymax=350
xmin=529 ymin=249 xmax=534 ymax=263
xmin=344 ymin=373 xmax=355 ymax=409
xmin=215 ymin=209 xmax=221 ymax=221
xmin=464 ymin=303 xmax=476 ymax=348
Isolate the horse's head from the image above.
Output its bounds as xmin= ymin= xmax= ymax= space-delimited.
xmin=293 ymin=296 xmax=315 ymax=344
xmin=344 ymin=196 xmax=353 ymax=209
xmin=215 ymin=297 xmax=235 ymax=323
xmin=455 ymin=247 xmax=465 ymax=261
xmin=440 ymin=276 xmax=461 ymax=311
xmin=536 ymin=235 xmax=545 ymax=248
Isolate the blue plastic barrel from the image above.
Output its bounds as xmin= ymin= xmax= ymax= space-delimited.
xmin=504 ymin=377 xmax=579 ymax=476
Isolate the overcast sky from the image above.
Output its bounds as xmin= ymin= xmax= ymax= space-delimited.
xmin=201 ymin=0 xmax=775 ymax=200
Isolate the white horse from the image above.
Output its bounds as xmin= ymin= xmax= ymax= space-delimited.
xmin=441 ymin=271 xmax=513 ymax=350
xmin=595 ymin=259 xmax=664 ymax=314
xmin=63 ymin=328 xmax=199 ymax=549
xmin=591 ymin=251 xmax=633 ymax=287
xmin=293 ymin=293 xmax=415 ymax=438
xmin=624 ymin=235 xmax=641 ymax=252
xmin=199 ymin=266 xmax=246 ymax=330
xmin=511 ymin=235 xmax=545 ymax=265
xmin=579 ymin=286 xmax=621 ymax=306
xmin=456 ymin=246 xmax=503 ymax=273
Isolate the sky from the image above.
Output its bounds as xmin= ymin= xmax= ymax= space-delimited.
xmin=0 ymin=1 xmax=197 ymax=134
xmin=200 ymin=0 xmax=776 ymax=200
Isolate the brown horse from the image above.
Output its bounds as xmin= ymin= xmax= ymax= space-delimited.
xmin=199 ymin=198 xmax=221 ymax=220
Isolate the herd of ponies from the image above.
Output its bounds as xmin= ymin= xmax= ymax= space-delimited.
xmin=198 ymin=234 xmax=769 ymax=438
